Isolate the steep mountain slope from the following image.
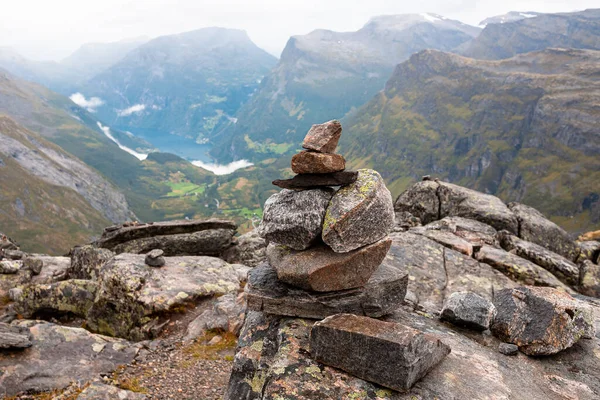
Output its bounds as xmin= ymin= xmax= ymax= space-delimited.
xmin=80 ymin=28 xmax=277 ymax=143
xmin=341 ymin=48 xmax=600 ymax=232
xmin=210 ymin=14 xmax=480 ymax=163
xmin=0 ymin=116 xmax=117 ymax=254
xmin=478 ymin=11 xmax=543 ymax=27
xmin=463 ymin=9 xmax=600 ymax=60
xmin=61 ymin=37 xmax=149 ymax=81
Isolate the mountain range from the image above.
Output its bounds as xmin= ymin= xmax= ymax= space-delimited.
xmin=0 ymin=9 xmax=599 ymax=253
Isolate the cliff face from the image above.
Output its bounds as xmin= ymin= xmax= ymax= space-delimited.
xmin=210 ymin=14 xmax=479 ymax=162
xmin=463 ymin=9 xmax=600 ymax=60
xmin=341 ymin=48 xmax=600 ymax=231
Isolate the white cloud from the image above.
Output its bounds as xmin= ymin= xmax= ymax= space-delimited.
xmin=97 ymin=122 xmax=148 ymax=160
xmin=192 ymin=159 xmax=253 ymax=175
xmin=117 ymin=104 xmax=146 ymax=117
xmin=69 ymin=92 xmax=104 ymax=112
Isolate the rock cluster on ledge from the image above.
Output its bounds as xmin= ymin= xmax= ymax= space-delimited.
xmin=229 ymin=122 xmax=451 ymax=397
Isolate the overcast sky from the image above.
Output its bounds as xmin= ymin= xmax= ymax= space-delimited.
xmin=2 ymin=0 xmax=598 ymax=61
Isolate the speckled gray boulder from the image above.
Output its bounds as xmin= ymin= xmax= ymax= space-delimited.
xmin=0 ymin=322 xmax=32 ymax=349
xmin=440 ymin=291 xmax=497 ymax=331
xmin=322 ymin=169 xmax=394 ymax=253
xmin=258 ymin=188 xmax=333 ymax=250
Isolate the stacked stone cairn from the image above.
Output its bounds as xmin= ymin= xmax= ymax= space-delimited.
xmin=248 ymin=120 xmax=451 ymax=392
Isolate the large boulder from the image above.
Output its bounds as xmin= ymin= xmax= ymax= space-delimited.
xmin=69 ymin=245 xmax=115 ymax=280
xmin=322 ymin=169 xmax=394 ymax=253
xmin=221 ymin=230 xmax=266 ymax=268
xmin=246 ymin=262 xmax=407 ymax=319
xmin=258 ymin=188 xmax=333 ymax=250
xmin=475 ymin=246 xmax=572 ymax=291
xmin=491 ymin=286 xmax=595 ymax=355
xmin=86 ymin=254 xmax=247 ymax=340
xmin=310 ymin=314 xmax=451 ymax=392
xmin=508 ymin=202 xmax=579 ymax=261
xmin=266 ymin=238 xmax=391 ymax=291
xmin=498 ymin=232 xmax=579 ymax=286
xmin=0 ymin=322 xmax=32 ymax=349
xmin=95 ymin=219 xmax=236 ymax=251
xmin=395 ymin=181 xmax=518 ymax=233
xmin=226 ymin=300 xmax=600 ymax=400
xmin=111 ymin=229 xmax=235 ymax=256
xmin=0 ymin=321 xmax=139 ymax=397
xmin=440 ymin=291 xmax=496 ymax=331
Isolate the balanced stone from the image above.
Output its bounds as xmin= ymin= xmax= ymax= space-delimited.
xmin=440 ymin=291 xmax=496 ymax=331
xmin=258 ymin=188 xmax=333 ymax=250
xmin=302 ymin=120 xmax=342 ymax=153
xmin=246 ymin=261 xmax=408 ymax=319
xmin=266 ymin=237 xmax=392 ymax=292
xmin=145 ymin=249 xmax=165 ymax=267
xmin=273 ymin=171 xmax=358 ymax=190
xmin=491 ymin=286 xmax=595 ymax=355
xmin=310 ymin=314 xmax=451 ymax=392
xmin=291 ymin=151 xmax=345 ymax=174
xmin=322 ymin=169 xmax=394 ymax=253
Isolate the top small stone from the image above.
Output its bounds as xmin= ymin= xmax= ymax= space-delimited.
xmin=302 ymin=120 xmax=342 ymax=153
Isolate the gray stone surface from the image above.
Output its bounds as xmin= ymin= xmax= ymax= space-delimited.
xmin=221 ymin=230 xmax=267 ymax=268
xmin=76 ymin=382 xmax=147 ymax=399
xmin=112 ymin=228 xmax=235 ymax=256
xmin=322 ymin=169 xmax=394 ymax=253
xmin=69 ymin=245 xmax=115 ymax=280
xmin=29 ymin=256 xmax=70 ymax=284
xmin=578 ymin=240 xmax=600 ymax=264
xmin=310 ymin=314 xmax=451 ymax=392
xmin=508 ymin=202 xmax=579 ymax=261
xmin=491 ymin=286 xmax=595 ymax=355
xmin=0 ymin=322 xmax=32 ymax=349
xmin=475 ymin=245 xmax=572 ymax=291
xmin=440 ymin=291 xmax=496 ymax=331
xmin=0 ymin=321 xmax=139 ymax=397
xmin=579 ymin=260 xmax=600 ymax=298
xmin=246 ymin=261 xmax=408 ymax=319
xmin=86 ymin=254 xmax=245 ymax=340
xmin=394 ymin=180 xmax=440 ymax=225
xmin=302 ymin=119 xmax=342 ymax=153
xmin=258 ymin=188 xmax=333 ymax=250
xmin=96 ymin=219 xmax=236 ymax=250
xmin=0 ymin=260 xmax=19 ymax=274
xmin=423 ymin=216 xmax=499 ymax=248
xmin=421 ymin=229 xmax=474 ymax=256
xmin=266 ymin=238 xmax=391 ymax=291
xmin=184 ymin=292 xmax=246 ymax=342
xmin=23 ymin=256 xmax=43 ymax=275
xmin=499 ymin=231 xmax=580 ymax=286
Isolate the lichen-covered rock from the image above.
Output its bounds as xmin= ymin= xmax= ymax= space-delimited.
xmin=226 ymin=298 xmax=600 ymax=400
xmin=322 ymin=169 xmax=394 ymax=253
xmin=23 ymin=256 xmax=43 ymax=275
xmin=246 ymin=261 xmax=407 ymax=319
xmin=95 ymin=219 xmax=236 ymax=250
xmin=579 ymin=260 xmax=600 ymax=298
xmin=272 ymin=171 xmax=358 ymax=190
xmin=112 ymin=229 xmax=235 ymax=256
xmin=498 ymin=232 xmax=579 ymax=286
xmin=310 ymin=314 xmax=451 ymax=392
xmin=0 ymin=321 xmax=138 ymax=396
xmin=258 ymin=188 xmax=333 ymax=250
xmin=0 ymin=234 xmax=19 ymax=251
xmin=184 ymin=292 xmax=246 ymax=342
xmin=0 ymin=260 xmax=20 ymax=274
xmin=0 ymin=267 xmax=30 ymax=300
xmin=491 ymin=286 xmax=595 ymax=355
xmin=266 ymin=238 xmax=391 ymax=291
xmin=394 ymin=180 xmax=440 ymax=225
xmin=221 ymin=230 xmax=266 ymax=268
xmin=291 ymin=151 xmax=345 ymax=174
xmin=475 ymin=246 xmax=572 ymax=291
xmin=302 ymin=119 xmax=342 ymax=153
xmin=508 ymin=202 xmax=579 ymax=261
xmin=76 ymin=382 xmax=147 ymax=399
xmin=86 ymin=254 xmax=245 ymax=340
xmin=14 ymin=279 xmax=99 ymax=318
xmin=577 ymin=240 xmax=600 ymax=264
xmin=69 ymin=245 xmax=115 ymax=280
xmin=440 ymin=292 xmax=496 ymax=331
xmin=394 ymin=211 xmax=421 ymax=231
xmin=0 ymin=321 xmax=32 ymax=349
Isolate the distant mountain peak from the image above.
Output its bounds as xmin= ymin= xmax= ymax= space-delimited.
xmin=478 ymin=11 xmax=543 ymax=27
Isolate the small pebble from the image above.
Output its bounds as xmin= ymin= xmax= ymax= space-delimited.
xmin=498 ymin=343 xmax=519 ymax=356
